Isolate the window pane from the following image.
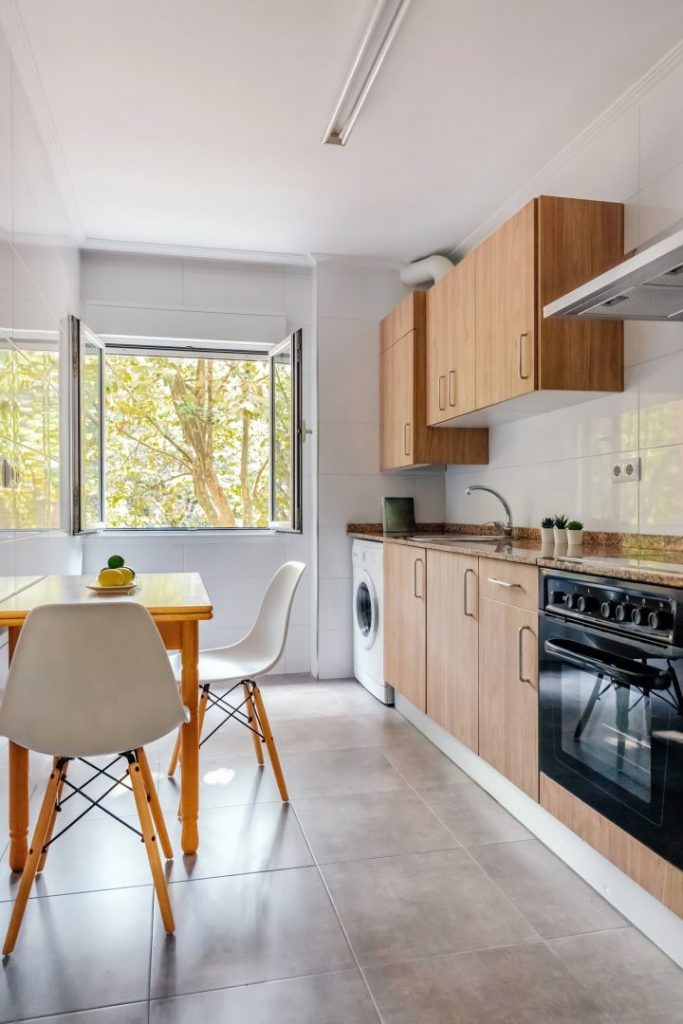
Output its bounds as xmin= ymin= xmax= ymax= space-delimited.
xmin=81 ymin=338 xmax=104 ymax=529
xmin=269 ymin=330 xmax=302 ymax=532
xmin=105 ymin=352 xmax=270 ymax=528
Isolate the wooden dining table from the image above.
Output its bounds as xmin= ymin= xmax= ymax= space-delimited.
xmin=0 ymin=572 xmax=213 ymax=872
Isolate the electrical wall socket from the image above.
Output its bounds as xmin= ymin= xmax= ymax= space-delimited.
xmin=611 ymin=457 xmax=641 ymax=484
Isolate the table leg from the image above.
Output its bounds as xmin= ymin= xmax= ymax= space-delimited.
xmin=179 ymin=620 xmax=199 ymax=855
xmin=7 ymin=627 xmax=29 ymax=872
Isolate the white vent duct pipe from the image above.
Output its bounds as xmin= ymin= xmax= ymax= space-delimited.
xmin=399 ymin=254 xmax=453 ymax=288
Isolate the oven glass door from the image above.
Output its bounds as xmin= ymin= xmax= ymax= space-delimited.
xmin=539 ymin=614 xmax=683 ymax=868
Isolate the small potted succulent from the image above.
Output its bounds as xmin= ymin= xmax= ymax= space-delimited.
xmin=553 ymin=514 xmax=569 ymax=545
xmin=567 ymin=519 xmax=584 ymax=548
xmin=540 ymin=516 xmax=554 ymax=545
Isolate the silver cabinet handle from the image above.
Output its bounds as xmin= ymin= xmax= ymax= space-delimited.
xmin=464 ymin=567 xmax=476 ymax=618
xmin=403 ymin=422 xmax=411 ymax=455
xmin=438 ymin=374 xmax=447 ymax=410
xmin=448 ymin=369 xmax=456 ymax=407
xmin=487 ymin=577 xmax=522 ymax=589
xmin=518 ymin=332 xmax=530 ymax=380
xmin=518 ymin=624 xmax=535 ymax=684
xmin=414 ymin=557 xmax=425 ymax=599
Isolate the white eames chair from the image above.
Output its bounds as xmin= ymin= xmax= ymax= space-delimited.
xmin=167 ymin=561 xmax=305 ymax=801
xmin=0 ymin=602 xmax=187 ymax=955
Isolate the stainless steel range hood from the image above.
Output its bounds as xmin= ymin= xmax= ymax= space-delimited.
xmin=544 ymin=221 xmax=683 ymax=321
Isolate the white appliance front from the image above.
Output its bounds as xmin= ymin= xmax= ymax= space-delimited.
xmin=352 ymin=539 xmax=393 ymax=705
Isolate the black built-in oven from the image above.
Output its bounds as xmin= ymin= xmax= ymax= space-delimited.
xmin=539 ymin=569 xmax=683 ymax=870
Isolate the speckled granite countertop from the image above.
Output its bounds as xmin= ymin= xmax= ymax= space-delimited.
xmin=347 ymin=524 xmax=683 ymax=587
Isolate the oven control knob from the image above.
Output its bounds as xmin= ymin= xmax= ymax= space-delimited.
xmin=600 ymin=600 xmax=616 ymax=619
xmin=615 ymin=602 xmax=632 ymax=622
xmin=565 ymin=593 xmax=578 ymax=609
xmin=648 ymin=609 xmax=673 ymax=631
xmin=552 ymin=590 xmax=567 ymax=605
xmin=576 ymin=595 xmax=598 ymax=613
xmin=631 ymin=606 xmax=648 ymax=626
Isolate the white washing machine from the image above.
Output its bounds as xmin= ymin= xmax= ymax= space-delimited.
xmin=352 ymin=539 xmax=393 ymax=705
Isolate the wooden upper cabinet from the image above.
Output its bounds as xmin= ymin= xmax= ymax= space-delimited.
xmin=426 ymin=256 xmax=476 ymax=424
xmin=383 ymin=542 xmax=427 ymax=711
xmin=380 ymin=292 xmax=488 ymax=470
xmin=475 ymin=201 xmax=537 ymax=410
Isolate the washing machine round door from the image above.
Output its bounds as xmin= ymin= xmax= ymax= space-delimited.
xmin=355 ymin=569 xmax=379 ymax=650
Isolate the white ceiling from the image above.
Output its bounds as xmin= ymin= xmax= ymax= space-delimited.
xmin=12 ymin=0 xmax=683 ymax=260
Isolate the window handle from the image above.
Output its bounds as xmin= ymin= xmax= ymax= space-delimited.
xmin=438 ymin=375 xmax=446 ymax=410
xmin=518 ymin=624 xmax=534 ymax=684
xmin=463 ymin=567 xmax=476 ymax=617
xmin=448 ymin=369 xmax=456 ymax=407
xmin=518 ymin=332 xmax=530 ymax=380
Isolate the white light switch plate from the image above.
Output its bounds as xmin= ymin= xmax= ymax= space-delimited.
xmin=611 ymin=457 xmax=641 ymax=483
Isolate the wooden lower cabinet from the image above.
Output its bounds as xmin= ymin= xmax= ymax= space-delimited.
xmin=426 ymin=550 xmax=479 ymax=751
xmin=478 ymin=596 xmax=539 ymax=800
xmin=383 ymin=542 xmax=426 ymax=711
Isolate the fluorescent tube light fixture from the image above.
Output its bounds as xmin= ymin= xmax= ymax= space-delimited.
xmin=322 ymin=0 xmax=413 ymax=146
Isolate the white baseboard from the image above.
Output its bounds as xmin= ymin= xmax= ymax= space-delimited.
xmin=395 ymin=692 xmax=683 ymax=969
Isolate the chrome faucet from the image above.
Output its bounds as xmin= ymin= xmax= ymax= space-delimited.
xmin=465 ymin=485 xmax=513 ymax=538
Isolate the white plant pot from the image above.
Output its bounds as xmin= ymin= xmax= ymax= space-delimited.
xmin=553 ymin=527 xmax=567 ymax=545
xmin=567 ymin=530 xmax=584 ymax=547
xmin=540 ymin=527 xmax=554 ymax=544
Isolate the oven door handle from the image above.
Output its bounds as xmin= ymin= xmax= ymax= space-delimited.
xmin=543 ymin=637 xmax=669 ymax=689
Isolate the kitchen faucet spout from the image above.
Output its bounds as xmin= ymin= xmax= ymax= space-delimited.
xmin=465 ymin=485 xmax=513 ymax=538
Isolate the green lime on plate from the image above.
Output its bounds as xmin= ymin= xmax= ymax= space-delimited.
xmin=107 ymin=554 xmax=125 ymax=569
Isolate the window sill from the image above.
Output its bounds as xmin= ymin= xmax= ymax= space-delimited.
xmin=88 ymin=529 xmax=281 ymax=542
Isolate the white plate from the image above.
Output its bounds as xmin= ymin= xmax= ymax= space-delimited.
xmin=87 ymin=581 xmax=138 ymax=595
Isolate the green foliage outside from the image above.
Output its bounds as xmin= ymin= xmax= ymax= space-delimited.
xmin=104 ymin=353 xmax=270 ymax=528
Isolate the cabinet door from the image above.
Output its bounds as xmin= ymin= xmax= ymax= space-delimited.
xmin=478 ymin=598 xmax=538 ymax=800
xmin=475 ymin=200 xmax=536 ymax=410
xmin=380 ymin=332 xmax=415 ymax=470
xmin=426 ymin=257 xmax=476 ymax=425
xmin=426 ymin=550 xmax=478 ymax=750
xmin=384 ymin=542 xmax=426 ymax=710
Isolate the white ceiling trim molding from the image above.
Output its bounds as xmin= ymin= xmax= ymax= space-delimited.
xmin=81 ymin=236 xmax=314 ymax=269
xmin=450 ymin=35 xmax=683 ymax=259
xmin=0 ymin=0 xmax=84 ymax=239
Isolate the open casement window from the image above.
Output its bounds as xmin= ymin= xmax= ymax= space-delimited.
xmin=69 ymin=316 xmax=105 ymax=534
xmin=269 ymin=329 xmax=303 ymax=533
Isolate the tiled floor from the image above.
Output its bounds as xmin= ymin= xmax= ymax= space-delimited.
xmin=1 ymin=676 xmax=682 ymax=1023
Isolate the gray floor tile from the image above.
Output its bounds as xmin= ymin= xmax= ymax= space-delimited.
xmin=321 ymin=848 xmax=536 ymax=967
xmin=157 ymin=754 xmax=283 ymax=813
xmin=419 ymin=779 xmax=531 ymax=846
xmin=294 ymin=790 xmax=459 ymax=864
xmin=0 ymin=887 xmax=153 ymax=1023
xmin=472 ymin=839 xmax=625 ymax=939
xmin=274 ymin=713 xmax=412 ymax=753
xmin=280 ymin=747 xmax=407 ymax=799
xmin=165 ymin=801 xmax=313 ymax=881
xmin=549 ymin=927 xmax=683 ymax=1023
xmin=150 ymin=969 xmax=379 ymax=1024
xmin=150 ymin=866 xmax=353 ymax=998
xmin=364 ymin=943 xmax=610 ymax=1024
xmin=260 ymin=679 xmax=391 ymax=719
xmin=382 ymin=735 xmax=470 ymax=788
xmin=19 ymin=1006 xmax=148 ymax=1024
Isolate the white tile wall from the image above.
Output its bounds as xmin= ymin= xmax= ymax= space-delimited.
xmin=80 ymin=254 xmax=315 ymax=674
xmin=446 ymin=52 xmax=683 ymax=538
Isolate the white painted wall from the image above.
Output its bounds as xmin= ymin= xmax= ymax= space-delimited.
xmin=315 ymin=258 xmax=446 ymax=678
xmin=80 ymin=252 xmax=314 ymax=673
xmin=0 ymin=21 xmax=82 ymax=686
xmin=446 ymin=55 xmax=683 ymax=534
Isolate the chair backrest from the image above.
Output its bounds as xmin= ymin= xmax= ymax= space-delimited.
xmin=240 ymin=561 xmax=306 ymax=673
xmin=0 ymin=602 xmax=186 ymax=757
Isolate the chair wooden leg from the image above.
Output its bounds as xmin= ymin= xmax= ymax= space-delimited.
xmin=166 ymin=729 xmax=182 ymax=778
xmin=167 ymin=684 xmax=209 ymax=778
xmin=37 ymin=758 xmax=69 ymax=874
xmin=243 ymin=681 xmax=264 ymax=766
xmin=129 ymin=754 xmax=175 ymax=933
xmin=250 ymin=682 xmax=288 ymax=802
xmin=3 ymin=760 xmax=66 ymax=955
xmin=137 ymin=748 xmax=173 ymax=861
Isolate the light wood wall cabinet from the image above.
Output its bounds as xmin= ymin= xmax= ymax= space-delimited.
xmin=426 ymin=255 xmax=476 ymax=424
xmin=380 ymin=292 xmax=488 ymax=470
xmin=383 ymin=541 xmax=427 ymax=711
xmin=478 ymin=559 xmax=539 ymax=801
xmin=429 ymin=195 xmax=624 ymax=427
xmin=426 ymin=549 xmax=479 ymax=751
